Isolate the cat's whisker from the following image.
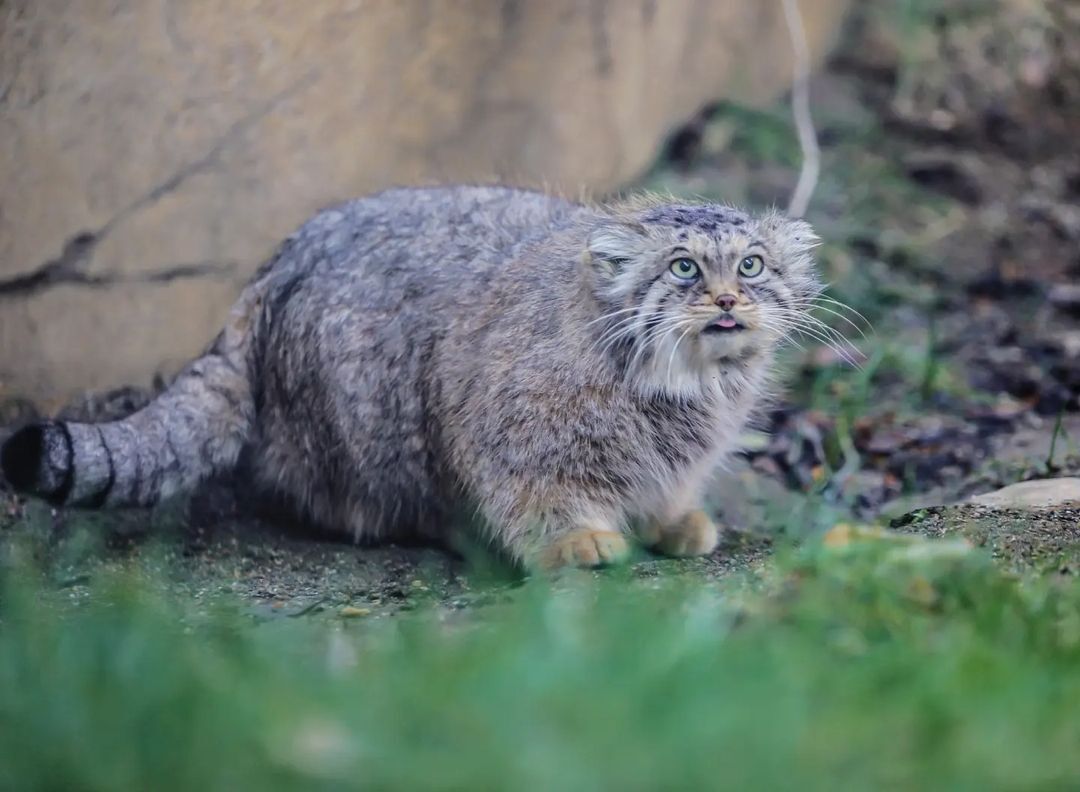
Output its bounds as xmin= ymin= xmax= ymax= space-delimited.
xmin=630 ymin=316 xmax=688 ymax=373
xmin=643 ymin=319 xmax=691 ymax=387
xmin=590 ymin=313 xmax=650 ymax=355
xmin=591 ymin=317 xmax=640 ymax=352
xmin=813 ymin=294 xmax=869 ymax=319
xmin=596 ymin=314 xmax=659 ymax=357
xmin=757 ymin=318 xmax=808 ymax=352
xmin=629 ymin=320 xmax=679 ymax=367
xmin=790 ymin=300 xmax=872 ymax=334
xmin=584 ymin=306 xmax=645 ymax=328
xmin=805 ymin=294 xmax=873 ymax=329
xmin=786 ymin=324 xmax=863 ymax=368
xmin=784 ymin=311 xmax=861 ymax=352
xmin=762 ymin=330 xmax=811 ymax=357
xmin=785 ymin=300 xmax=871 ymax=339
xmin=766 ymin=312 xmax=861 ymax=366
xmin=665 ymin=322 xmax=698 ymax=385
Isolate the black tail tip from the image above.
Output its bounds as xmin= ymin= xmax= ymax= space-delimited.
xmin=1 ymin=423 xmax=47 ymax=494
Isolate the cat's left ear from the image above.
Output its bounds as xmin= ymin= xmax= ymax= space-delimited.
xmin=761 ymin=213 xmax=822 ymax=298
xmin=585 ymin=220 xmax=648 ymax=276
xmin=782 ymin=217 xmax=820 ymax=255
xmin=761 ymin=213 xmax=820 ymax=256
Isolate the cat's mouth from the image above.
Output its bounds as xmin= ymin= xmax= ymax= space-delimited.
xmin=703 ymin=315 xmax=746 ymax=334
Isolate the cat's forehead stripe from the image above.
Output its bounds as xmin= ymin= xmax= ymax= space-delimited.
xmin=640 ymin=204 xmax=748 ymax=233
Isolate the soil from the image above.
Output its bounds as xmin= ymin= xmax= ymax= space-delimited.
xmin=891 ymin=504 xmax=1080 ymax=577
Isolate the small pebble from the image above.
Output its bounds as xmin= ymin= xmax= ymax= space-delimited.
xmin=339 ymin=606 xmax=371 ymax=618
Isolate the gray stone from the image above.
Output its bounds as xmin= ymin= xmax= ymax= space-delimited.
xmin=969 ymin=478 xmax=1080 ymax=509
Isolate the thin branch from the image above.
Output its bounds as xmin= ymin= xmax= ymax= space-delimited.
xmin=781 ymin=0 xmax=820 ymax=219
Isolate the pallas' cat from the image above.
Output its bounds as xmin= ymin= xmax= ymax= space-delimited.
xmin=2 ymin=186 xmax=823 ymax=569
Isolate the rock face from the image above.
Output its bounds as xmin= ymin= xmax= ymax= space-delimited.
xmin=969 ymin=478 xmax=1080 ymax=510
xmin=0 ymin=0 xmax=850 ymax=404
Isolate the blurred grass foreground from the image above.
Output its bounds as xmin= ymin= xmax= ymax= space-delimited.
xmin=3 ymin=528 xmax=1080 ymax=790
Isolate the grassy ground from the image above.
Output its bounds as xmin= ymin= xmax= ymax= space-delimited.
xmin=4 ymin=529 xmax=1080 ymax=791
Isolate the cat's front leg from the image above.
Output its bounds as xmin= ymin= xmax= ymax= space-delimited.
xmin=639 ymin=510 xmax=720 ymax=558
xmin=483 ymin=477 xmax=630 ymax=570
xmin=515 ymin=513 xmax=630 ymax=571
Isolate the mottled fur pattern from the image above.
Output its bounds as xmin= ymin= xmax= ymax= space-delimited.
xmin=1 ymin=186 xmax=821 ymax=568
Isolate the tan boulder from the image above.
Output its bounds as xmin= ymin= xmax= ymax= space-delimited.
xmin=0 ymin=0 xmax=851 ymax=404
xmin=969 ymin=479 xmax=1080 ymax=510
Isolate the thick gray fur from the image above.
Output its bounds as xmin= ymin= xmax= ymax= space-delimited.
xmin=1 ymin=186 xmax=821 ymax=566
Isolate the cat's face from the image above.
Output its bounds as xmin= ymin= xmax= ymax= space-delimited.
xmin=586 ymin=201 xmax=821 ymax=390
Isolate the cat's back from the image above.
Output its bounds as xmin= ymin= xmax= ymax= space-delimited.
xmin=275 ymin=185 xmax=584 ymax=286
xmin=253 ymin=185 xmax=587 ymax=409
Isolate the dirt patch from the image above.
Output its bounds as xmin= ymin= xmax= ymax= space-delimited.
xmin=0 ymin=481 xmax=775 ymax=615
xmin=892 ymin=504 xmax=1080 ymax=576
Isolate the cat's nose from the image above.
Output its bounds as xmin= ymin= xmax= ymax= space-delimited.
xmin=715 ymin=294 xmax=738 ymax=311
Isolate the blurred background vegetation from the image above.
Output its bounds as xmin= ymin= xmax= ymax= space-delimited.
xmin=2 ymin=0 xmax=1080 ymax=788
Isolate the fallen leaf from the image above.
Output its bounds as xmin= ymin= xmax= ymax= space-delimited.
xmin=339 ymin=606 xmax=371 ymax=618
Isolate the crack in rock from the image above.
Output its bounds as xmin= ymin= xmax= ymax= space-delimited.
xmin=0 ymin=231 xmax=98 ymax=294
xmin=0 ymin=254 xmax=237 ymax=296
xmin=0 ymin=70 xmax=317 ymax=299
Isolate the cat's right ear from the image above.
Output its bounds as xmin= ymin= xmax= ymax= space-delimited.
xmin=585 ymin=220 xmax=648 ymax=276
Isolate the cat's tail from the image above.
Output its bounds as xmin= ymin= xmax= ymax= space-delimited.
xmin=1 ymin=289 xmax=263 ymax=508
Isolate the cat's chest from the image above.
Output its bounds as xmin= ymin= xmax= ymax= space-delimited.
xmin=612 ymin=393 xmax=742 ymax=518
xmin=631 ymin=390 xmax=744 ymax=473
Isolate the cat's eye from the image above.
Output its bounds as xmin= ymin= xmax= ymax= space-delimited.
xmin=739 ymin=255 xmax=765 ymax=278
xmin=669 ymin=258 xmax=700 ymax=280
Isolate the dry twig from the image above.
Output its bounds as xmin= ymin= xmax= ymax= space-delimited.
xmin=781 ymin=0 xmax=820 ymax=218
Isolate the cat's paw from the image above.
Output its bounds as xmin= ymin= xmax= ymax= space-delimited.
xmin=537 ymin=529 xmax=630 ymax=570
xmin=646 ymin=511 xmax=719 ymax=558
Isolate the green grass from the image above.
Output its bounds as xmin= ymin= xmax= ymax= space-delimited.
xmin=3 ymin=533 xmax=1080 ymax=791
